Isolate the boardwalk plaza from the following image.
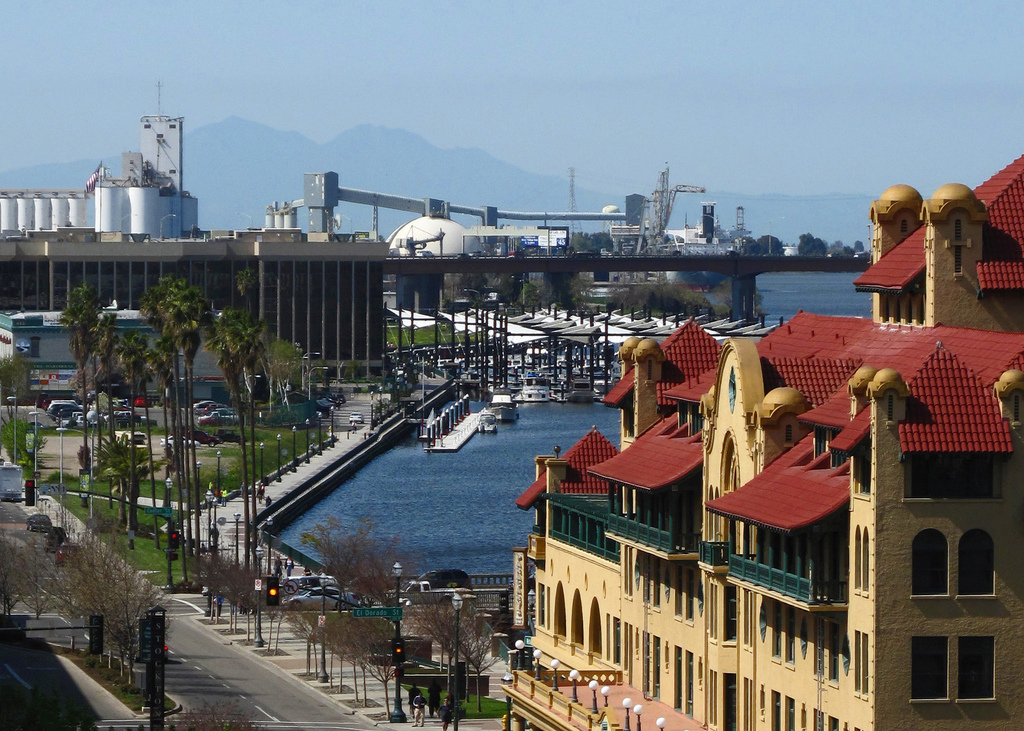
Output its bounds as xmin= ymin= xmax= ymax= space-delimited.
xmin=506 ymin=154 xmax=1024 ymax=731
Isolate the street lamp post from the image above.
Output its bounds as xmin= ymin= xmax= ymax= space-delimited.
xmin=259 ymin=442 xmax=265 ymax=485
xmin=276 ymin=433 xmax=282 ymax=481
xmin=216 ymin=450 xmax=222 ymax=499
xmin=589 ymin=680 xmax=599 ymax=712
xmin=164 ymin=477 xmax=174 ymax=591
xmin=621 ymin=699 xmax=632 ymax=731
xmin=514 ymin=639 xmax=524 ymax=671
xmin=291 ymin=426 xmax=297 ymax=472
xmin=452 ymin=592 xmax=464 ymax=731
xmin=390 ymin=561 xmax=406 ymax=723
xmin=6 ymin=395 xmax=17 ymax=466
xmin=550 ymin=658 xmax=560 ymax=692
xmin=601 ymin=686 xmax=610 ymax=707
xmin=319 ymin=576 xmax=332 ymax=683
xmin=569 ymin=669 xmax=580 ymax=703
xmin=305 ymin=419 xmax=311 ymax=463
xmin=254 ymin=547 xmax=265 ymax=648
xmin=532 ymin=648 xmax=542 ymax=678
xmin=317 ymin=414 xmax=322 ymax=453
xmin=503 ymin=672 xmax=513 ymax=731
xmin=632 ymin=704 xmax=643 ymax=731
xmin=233 ymin=511 xmax=241 ymax=564
xmin=56 ymin=427 xmax=67 ymax=490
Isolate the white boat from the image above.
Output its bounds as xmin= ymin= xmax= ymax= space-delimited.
xmin=519 ymin=373 xmax=551 ymax=403
xmin=478 ymin=411 xmax=498 ymax=434
xmin=489 ymin=388 xmax=518 ymax=422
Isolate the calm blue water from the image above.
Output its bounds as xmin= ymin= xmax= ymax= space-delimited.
xmin=281 ymin=401 xmax=620 ymax=575
xmin=757 ymin=272 xmax=870 ymax=322
xmin=283 ymin=273 xmax=867 ymax=576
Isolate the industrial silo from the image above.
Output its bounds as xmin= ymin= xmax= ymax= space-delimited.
xmin=69 ymin=197 xmax=88 ymax=227
xmin=34 ymin=196 xmax=52 ymax=230
xmin=283 ymin=206 xmax=298 ymax=228
xmin=274 ymin=210 xmax=285 ymax=229
xmin=128 ymin=187 xmax=161 ymax=236
xmin=0 ymin=197 xmax=16 ymax=231
xmin=96 ymin=186 xmax=125 ymax=232
xmin=51 ymin=197 xmax=70 ymax=228
xmin=265 ymin=205 xmax=276 ymax=228
xmin=17 ymin=197 xmax=34 ymax=231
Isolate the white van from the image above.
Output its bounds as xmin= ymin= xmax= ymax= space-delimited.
xmin=0 ymin=463 xmax=23 ymax=501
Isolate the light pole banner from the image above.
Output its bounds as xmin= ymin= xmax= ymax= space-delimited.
xmin=512 ymin=547 xmax=527 ymax=628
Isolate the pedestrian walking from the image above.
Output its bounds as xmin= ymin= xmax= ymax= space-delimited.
xmin=428 ymin=679 xmax=442 ymax=718
xmin=412 ymin=691 xmax=426 ymax=726
xmin=408 ymin=682 xmax=421 ymax=708
xmin=440 ymin=696 xmax=453 ymax=731
xmin=286 ymin=558 xmax=294 ymax=577
xmin=274 ymin=557 xmax=283 ymax=577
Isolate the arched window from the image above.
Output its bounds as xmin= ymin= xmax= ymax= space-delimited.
xmin=958 ymin=530 xmax=994 ymax=595
xmin=854 ymin=529 xmax=862 ymax=590
xmin=862 ymin=529 xmax=870 ymax=595
xmin=554 ymin=584 xmax=567 ymax=637
xmin=912 ymin=530 xmax=948 ymax=595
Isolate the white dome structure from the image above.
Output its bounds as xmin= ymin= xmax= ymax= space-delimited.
xmin=387 ymin=216 xmax=481 ymax=257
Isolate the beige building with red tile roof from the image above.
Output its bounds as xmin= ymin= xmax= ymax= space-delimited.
xmin=508 ymin=154 xmax=1024 ymax=731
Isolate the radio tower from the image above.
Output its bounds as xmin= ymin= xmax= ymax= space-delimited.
xmin=568 ymin=167 xmax=578 ymax=236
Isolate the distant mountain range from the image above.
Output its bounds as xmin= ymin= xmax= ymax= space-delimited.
xmin=0 ymin=117 xmax=873 ymax=244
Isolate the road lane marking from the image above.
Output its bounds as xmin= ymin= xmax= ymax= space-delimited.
xmin=223 ymin=683 xmax=231 ymax=688
xmin=171 ymin=597 xmax=205 ymax=612
xmin=254 ymin=705 xmax=279 ymax=722
xmin=3 ymin=664 xmax=31 ymax=688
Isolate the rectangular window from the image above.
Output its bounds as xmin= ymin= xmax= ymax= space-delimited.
xmin=829 ymin=718 xmax=839 ymax=731
xmin=686 ymin=569 xmax=695 ymax=621
xmin=772 ymin=691 xmax=781 ymax=731
xmin=786 ymin=607 xmax=796 ymax=664
xmin=674 ymin=647 xmax=682 ymax=711
xmin=958 ymin=636 xmax=994 ymax=699
xmin=624 ymin=547 xmax=633 ymax=597
xmin=614 ymin=618 xmax=621 ymax=665
xmin=726 ymin=586 xmax=738 ymax=642
xmin=954 ymin=244 xmax=963 ymax=274
xmin=909 ymin=454 xmax=994 ymax=498
xmin=786 ymin=697 xmax=795 ymax=731
xmin=675 ymin=566 xmax=684 ymax=616
xmin=773 ymin=601 xmax=782 ymax=659
xmin=911 ymin=636 xmax=948 ymax=699
xmin=709 ymin=671 xmax=718 ymax=725
xmin=652 ymin=635 xmax=661 ymax=700
xmin=829 ymin=623 xmax=840 ymax=682
xmin=861 ymin=632 xmax=869 ymax=696
xmin=709 ymin=583 xmax=718 ymax=639
xmin=743 ymin=677 xmax=753 ymax=731
xmin=653 ymin=561 xmax=661 ymax=608
xmin=643 ymin=555 xmax=651 ymax=604
xmin=539 ymin=585 xmax=546 ymax=627
xmin=685 ymin=651 xmax=694 ymax=717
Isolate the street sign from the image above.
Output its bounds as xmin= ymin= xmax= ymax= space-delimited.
xmin=145 ymin=506 xmax=174 ymax=517
xmin=524 ymin=635 xmax=533 ymax=647
xmin=254 ymin=579 xmax=263 ymax=592
xmin=353 ymin=607 xmax=403 ymax=620
xmin=283 ymin=579 xmax=299 ymax=595
xmin=318 ymin=615 xmax=326 ymax=627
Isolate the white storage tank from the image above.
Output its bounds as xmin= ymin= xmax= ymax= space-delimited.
xmin=34 ymin=196 xmax=52 ymax=230
xmin=283 ymin=208 xmax=298 ymax=228
xmin=274 ymin=210 xmax=285 ymax=229
xmin=51 ymin=197 xmax=70 ymax=228
xmin=96 ymin=186 xmax=126 ymax=232
xmin=17 ymin=197 xmax=34 ymax=231
xmin=128 ymin=186 xmax=160 ymax=236
xmin=265 ymin=206 xmax=276 ymax=228
xmin=0 ymin=197 xmax=16 ymax=231
xmin=69 ymin=197 xmax=88 ymax=227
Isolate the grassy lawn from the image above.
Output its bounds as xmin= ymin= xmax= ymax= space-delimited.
xmin=401 ymin=684 xmax=506 ymax=719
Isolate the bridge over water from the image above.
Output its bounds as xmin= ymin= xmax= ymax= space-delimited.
xmin=383 ymin=254 xmax=870 ymax=321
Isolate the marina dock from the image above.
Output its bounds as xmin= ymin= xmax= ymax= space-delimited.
xmin=425 ymin=410 xmax=483 ymax=452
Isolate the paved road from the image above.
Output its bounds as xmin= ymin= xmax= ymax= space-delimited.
xmin=163 ymin=597 xmax=367 ymax=729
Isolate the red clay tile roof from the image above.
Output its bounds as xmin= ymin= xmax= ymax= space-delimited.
xmin=853 ymin=228 xmax=925 ymax=292
xmin=762 ymin=356 xmax=861 ymax=407
xmin=977 ymin=260 xmax=1024 ymax=290
xmin=898 ymin=347 xmax=1012 ymax=453
xmin=603 ymin=320 xmax=721 ymax=408
xmin=589 ymin=418 xmax=703 ymax=490
xmin=662 ymin=368 xmax=717 ymax=403
xmin=975 ymin=153 xmax=1024 ymax=250
xmin=800 ymin=393 xmax=856 ymax=429
xmin=603 ymin=366 xmax=634 ymax=406
xmin=706 ymin=434 xmax=850 ymax=533
xmin=828 ymin=408 xmax=871 ymax=452
xmin=515 ymin=427 xmax=619 ymax=509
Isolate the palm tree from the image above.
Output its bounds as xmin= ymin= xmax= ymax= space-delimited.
xmin=206 ymin=308 xmax=252 ymax=567
xmin=236 ymin=267 xmax=258 ymax=315
xmin=94 ymin=435 xmax=158 ymax=528
xmin=235 ymin=314 xmax=267 ymax=564
xmin=117 ymin=330 xmax=148 ymax=532
xmin=147 ymin=334 xmax=176 ymax=546
xmin=60 ymin=284 xmax=100 ymax=467
xmin=95 ymin=312 xmax=119 ymax=445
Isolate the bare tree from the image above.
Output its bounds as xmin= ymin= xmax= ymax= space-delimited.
xmin=0 ymin=529 xmax=22 ymax=618
xmin=348 ymin=616 xmax=398 ymax=710
xmin=459 ymin=600 xmax=499 ymax=710
xmin=409 ymin=600 xmax=457 ymax=670
xmin=175 ymin=701 xmax=262 ymax=730
xmin=19 ymin=535 xmax=55 ymax=619
xmin=51 ymin=534 xmax=161 ymax=671
xmin=299 ymin=517 xmax=408 ymax=604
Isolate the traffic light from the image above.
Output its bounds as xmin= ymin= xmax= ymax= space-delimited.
xmin=168 ymin=522 xmax=180 ymax=550
xmin=24 ymin=479 xmax=35 ymax=507
xmin=266 ymin=575 xmax=280 ymax=606
xmin=168 ymin=552 xmax=179 ymax=562
xmin=391 ymin=637 xmax=405 ymax=665
xmin=88 ymin=614 xmax=103 ymax=655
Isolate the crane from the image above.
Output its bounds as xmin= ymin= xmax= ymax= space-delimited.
xmin=643 ymin=166 xmax=705 ymax=252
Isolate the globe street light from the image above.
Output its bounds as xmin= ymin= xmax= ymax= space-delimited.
xmin=216 ymin=449 xmax=222 ymax=500
xmin=514 ymin=639 xmax=525 ymax=671
xmin=390 ymin=561 xmax=407 ymax=723
xmin=254 ymin=546 xmax=265 ymax=648
xmin=622 ymin=698 xmax=632 ymax=731
xmin=550 ymin=658 xmax=560 ymax=692
xmin=452 ymin=592 xmax=464 ymax=731
xmin=655 ymin=718 xmax=666 ymax=731
xmin=589 ymin=679 xmax=599 ymax=712
xmin=164 ymin=477 xmax=174 ymax=591
xmin=633 ymin=704 xmax=643 ymax=731
xmin=601 ymin=686 xmax=610 ymax=708
xmin=532 ymin=648 xmax=542 ymax=679
xmin=276 ymin=433 xmax=282 ymax=481
xmin=569 ymin=669 xmax=580 ymax=703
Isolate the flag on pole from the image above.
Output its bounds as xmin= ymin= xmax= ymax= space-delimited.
xmin=85 ymin=164 xmax=101 ymax=194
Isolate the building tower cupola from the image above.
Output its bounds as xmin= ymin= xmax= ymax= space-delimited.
xmin=870 ymin=184 xmax=923 ymax=261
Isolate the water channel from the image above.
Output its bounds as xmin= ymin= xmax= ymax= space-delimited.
xmin=280 ymin=400 xmax=620 ymax=575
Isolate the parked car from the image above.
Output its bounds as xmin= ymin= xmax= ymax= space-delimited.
xmin=349 ymin=412 xmax=365 ymax=425
xmin=198 ymin=408 xmax=238 ymax=427
xmin=27 ymin=514 xmax=52 ymax=533
xmin=188 ymin=429 xmax=222 ymax=446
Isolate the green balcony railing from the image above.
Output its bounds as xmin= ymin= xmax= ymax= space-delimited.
xmin=699 ymin=540 xmax=730 ymax=566
xmin=550 ymin=525 xmax=619 ymax=562
xmin=729 ymin=554 xmax=847 ymax=605
xmin=607 ymin=514 xmax=700 ymax=554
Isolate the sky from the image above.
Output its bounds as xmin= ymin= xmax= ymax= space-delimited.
xmin=3 ymin=1 xmax=1024 ymax=198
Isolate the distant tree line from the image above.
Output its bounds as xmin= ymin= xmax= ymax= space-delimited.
xmin=738 ymin=234 xmax=865 ymax=258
